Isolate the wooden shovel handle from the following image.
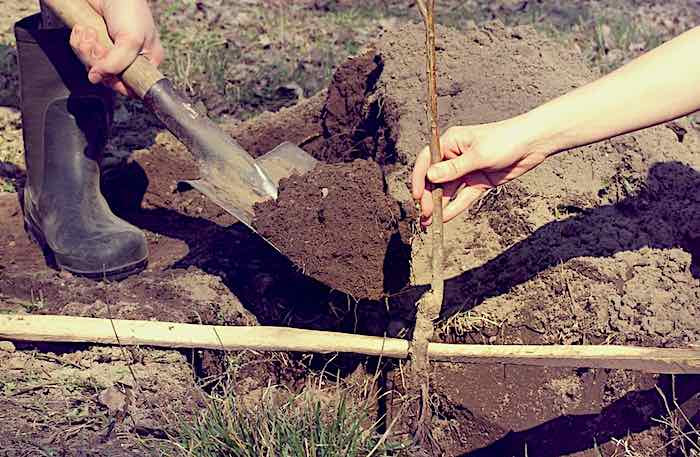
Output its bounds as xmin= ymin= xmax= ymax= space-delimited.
xmin=43 ymin=0 xmax=165 ymax=98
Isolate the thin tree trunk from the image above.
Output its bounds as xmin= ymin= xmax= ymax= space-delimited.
xmin=409 ymin=0 xmax=445 ymax=448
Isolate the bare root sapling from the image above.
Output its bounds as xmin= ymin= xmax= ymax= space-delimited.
xmin=408 ymin=0 xmax=445 ymax=448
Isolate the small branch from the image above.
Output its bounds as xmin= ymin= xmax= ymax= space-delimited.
xmin=415 ymin=0 xmax=444 ymax=300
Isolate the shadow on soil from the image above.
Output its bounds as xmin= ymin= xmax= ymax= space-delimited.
xmin=7 ymin=154 xmax=698 ymax=452
xmin=460 ymin=374 xmax=700 ymax=457
xmin=440 ymin=160 xmax=700 ymax=320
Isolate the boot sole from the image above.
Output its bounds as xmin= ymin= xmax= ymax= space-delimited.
xmin=24 ymin=216 xmax=148 ymax=281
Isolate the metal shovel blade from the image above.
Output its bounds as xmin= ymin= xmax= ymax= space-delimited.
xmin=255 ymin=141 xmax=319 ymax=186
xmin=142 ymin=79 xmax=318 ymax=242
xmin=183 ymin=141 xmax=318 ymax=232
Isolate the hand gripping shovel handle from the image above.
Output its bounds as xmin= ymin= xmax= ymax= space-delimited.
xmin=43 ymin=0 xmax=165 ymax=98
xmin=43 ymin=0 xmax=279 ymax=203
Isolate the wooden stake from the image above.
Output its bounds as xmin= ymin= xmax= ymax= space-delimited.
xmin=411 ymin=0 xmax=445 ymax=446
xmin=1 ymin=314 xmax=699 ymax=374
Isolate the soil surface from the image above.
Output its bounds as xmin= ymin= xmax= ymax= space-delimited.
xmin=253 ymin=159 xmax=410 ymax=299
xmin=1 ymin=14 xmax=699 ymax=457
xmin=0 ymin=343 xmax=199 ymax=456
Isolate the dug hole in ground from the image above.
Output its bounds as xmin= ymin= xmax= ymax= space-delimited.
xmin=1 ymin=20 xmax=699 ymax=456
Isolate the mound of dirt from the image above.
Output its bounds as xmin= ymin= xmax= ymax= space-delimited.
xmin=281 ymin=19 xmax=700 ymax=341
xmin=252 ymin=159 xmax=410 ymax=300
xmin=233 ymin=19 xmax=699 ymax=455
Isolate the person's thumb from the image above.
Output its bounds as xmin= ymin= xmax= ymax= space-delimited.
xmin=88 ymin=32 xmax=143 ymax=84
xmin=427 ymin=153 xmax=482 ymax=183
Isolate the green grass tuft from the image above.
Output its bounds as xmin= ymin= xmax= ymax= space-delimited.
xmin=171 ymin=387 xmax=403 ymax=457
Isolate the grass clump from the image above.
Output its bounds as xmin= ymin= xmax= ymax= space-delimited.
xmin=172 ymin=386 xmax=403 ymax=457
xmin=437 ymin=309 xmax=505 ymax=343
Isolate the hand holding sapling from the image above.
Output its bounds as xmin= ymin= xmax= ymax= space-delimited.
xmin=413 ymin=26 xmax=700 ymax=223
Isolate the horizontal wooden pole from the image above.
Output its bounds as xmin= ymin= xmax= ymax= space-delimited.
xmin=0 ymin=314 xmax=698 ymax=374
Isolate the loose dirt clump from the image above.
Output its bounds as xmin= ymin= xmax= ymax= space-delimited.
xmin=253 ymin=159 xmax=410 ymax=300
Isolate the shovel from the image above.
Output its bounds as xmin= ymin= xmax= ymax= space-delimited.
xmin=44 ymin=0 xmax=318 ymax=248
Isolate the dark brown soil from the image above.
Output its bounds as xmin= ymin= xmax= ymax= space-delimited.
xmin=253 ymin=159 xmax=410 ymax=300
xmin=320 ymin=52 xmax=398 ymax=165
xmin=225 ymin=91 xmax=327 ymax=159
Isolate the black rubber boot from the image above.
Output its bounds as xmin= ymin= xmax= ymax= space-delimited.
xmin=15 ymin=14 xmax=148 ymax=280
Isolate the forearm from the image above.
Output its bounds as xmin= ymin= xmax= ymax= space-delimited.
xmin=521 ymin=26 xmax=700 ymax=155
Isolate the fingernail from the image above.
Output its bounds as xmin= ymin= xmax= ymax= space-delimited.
xmin=92 ymin=47 xmax=103 ymax=59
xmin=427 ymin=165 xmax=444 ymax=182
xmin=87 ymin=71 xmax=100 ymax=84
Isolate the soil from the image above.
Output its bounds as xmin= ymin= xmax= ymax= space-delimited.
xmin=224 ymin=91 xmax=327 ymax=159
xmin=0 ymin=13 xmax=699 ymax=457
xmin=242 ymin=19 xmax=699 ymax=455
xmin=253 ymin=159 xmax=411 ymax=299
xmin=364 ymin=21 xmax=699 ymax=456
xmin=0 ymin=344 xmax=200 ymax=457
xmin=427 ymin=364 xmax=700 ymax=457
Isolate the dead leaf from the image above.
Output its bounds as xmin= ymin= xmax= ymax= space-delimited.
xmin=98 ymin=386 xmax=128 ymax=414
xmin=0 ymin=341 xmax=15 ymax=353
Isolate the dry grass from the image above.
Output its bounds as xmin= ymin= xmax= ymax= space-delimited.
xmin=437 ymin=309 xmax=505 ymax=342
xmin=653 ymin=380 xmax=700 ymax=457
